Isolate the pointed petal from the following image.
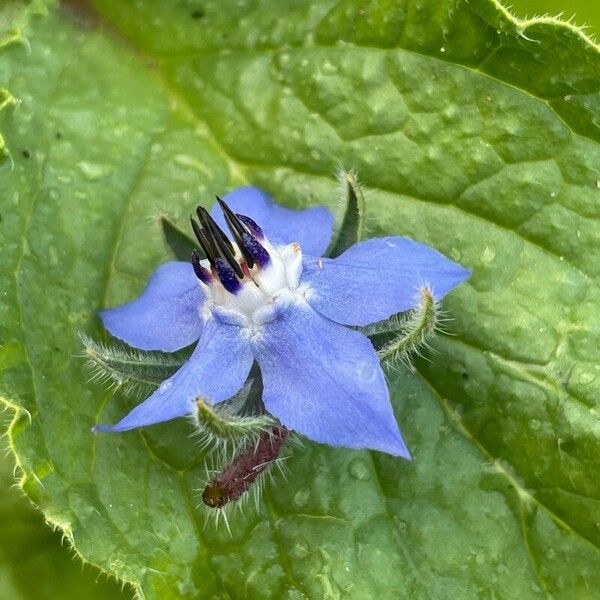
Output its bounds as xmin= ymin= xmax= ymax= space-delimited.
xmin=95 ymin=317 xmax=253 ymax=432
xmin=252 ymin=302 xmax=410 ymax=457
xmin=302 ymin=237 xmax=471 ymax=326
xmin=211 ymin=186 xmax=334 ymax=256
xmin=100 ymin=262 xmax=203 ymax=352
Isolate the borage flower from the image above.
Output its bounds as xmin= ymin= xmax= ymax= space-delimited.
xmin=96 ymin=187 xmax=470 ymax=457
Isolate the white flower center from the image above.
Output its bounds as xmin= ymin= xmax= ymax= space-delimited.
xmin=200 ymin=240 xmax=304 ymax=326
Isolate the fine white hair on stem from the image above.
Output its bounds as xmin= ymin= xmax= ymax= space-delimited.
xmin=79 ymin=334 xmax=185 ymax=399
xmin=376 ymin=286 xmax=441 ymax=371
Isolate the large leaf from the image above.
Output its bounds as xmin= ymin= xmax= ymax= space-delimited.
xmin=0 ymin=416 xmax=131 ymax=599
xmin=1 ymin=0 xmax=600 ymax=597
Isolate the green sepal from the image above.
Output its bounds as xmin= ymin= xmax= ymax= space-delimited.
xmin=366 ymin=287 xmax=438 ymax=366
xmin=81 ymin=335 xmax=189 ymax=397
xmin=160 ymin=214 xmax=201 ymax=262
xmin=194 ymin=399 xmax=275 ymax=449
xmin=193 ymin=367 xmax=275 ymax=455
xmin=328 ymin=168 xmax=366 ymax=257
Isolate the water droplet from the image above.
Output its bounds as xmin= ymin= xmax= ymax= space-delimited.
xmin=321 ymin=60 xmax=337 ymax=74
xmin=292 ymin=543 xmax=309 ymax=559
xmin=358 ymin=362 xmax=377 ymax=382
xmin=395 ymin=518 xmax=408 ymax=532
xmin=529 ymin=419 xmax=541 ymax=431
xmin=159 ymin=380 xmax=172 ymax=394
xmin=481 ymin=246 xmax=496 ymax=264
xmin=443 ymin=105 xmax=458 ymax=120
xmin=348 ymin=457 xmax=371 ymax=481
xmin=77 ymin=161 xmax=112 ymax=181
xmin=47 ymin=186 xmax=61 ymax=201
xmin=293 ymin=487 xmax=310 ymax=507
xmin=578 ymin=371 xmax=595 ymax=385
xmin=450 ymin=247 xmax=462 ymax=261
xmin=48 ymin=245 xmax=58 ymax=266
xmin=173 ymin=154 xmax=211 ymax=176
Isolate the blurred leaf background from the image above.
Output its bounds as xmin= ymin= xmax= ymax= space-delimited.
xmin=0 ymin=0 xmax=598 ymax=598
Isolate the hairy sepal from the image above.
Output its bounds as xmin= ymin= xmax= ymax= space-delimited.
xmin=81 ymin=334 xmax=188 ymax=398
xmin=328 ymin=167 xmax=366 ymax=257
xmin=366 ymin=287 xmax=439 ymax=369
xmin=191 ymin=367 xmax=274 ymax=455
xmin=193 ymin=398 xmax=275 ymax=454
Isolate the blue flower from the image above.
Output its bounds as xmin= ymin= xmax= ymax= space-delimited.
xmin=96 ymin=187 xmax=470 ymax=457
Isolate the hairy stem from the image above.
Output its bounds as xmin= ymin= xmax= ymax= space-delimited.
xmin=81 ymin=335 xmax=186 ymax=394
xmin=378 ymin=287 xmax=437 ymax=364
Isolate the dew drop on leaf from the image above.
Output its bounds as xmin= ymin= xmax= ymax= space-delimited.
xmin=348 ymin=457 xmax=370 ymax=481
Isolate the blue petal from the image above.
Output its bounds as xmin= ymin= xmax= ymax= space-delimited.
xmin=302 ymin=237 xmax=471 ymax=326
xmin=251 ymin=302 xmax=410 ymax=457
xmin=100 ymin=262 xmax=203 ymax=352
xmin=211 ymin=186 xmax=334 ymax=256
xmin=95 ymin=317 xmax=253 ymax=432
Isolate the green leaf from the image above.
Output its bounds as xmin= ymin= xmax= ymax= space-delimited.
xmin=328 ymin=168 xmax=366 ymax=256
xmin=2 ymin=0 xmax=600 ymax=598
xmin=0 ymin=417 xmax=131 ymax=599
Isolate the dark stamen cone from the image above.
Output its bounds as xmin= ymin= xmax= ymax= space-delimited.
xmin=202 ymin=425 xmax=289 ymax=509
xmin=216 ymin=197 xmax=271 ymax=270
xmin=196 ymin=206 xmax=244 ymax=279
xmin=217 ymin=197 xmax=258 ymax=268
xmin=190 ymin=217 xmax=217 ymax=265
xmin=217 ymin=197 xmax=245 ymax=238
xmin=196 ymin=206 xmax=235 ymax=255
